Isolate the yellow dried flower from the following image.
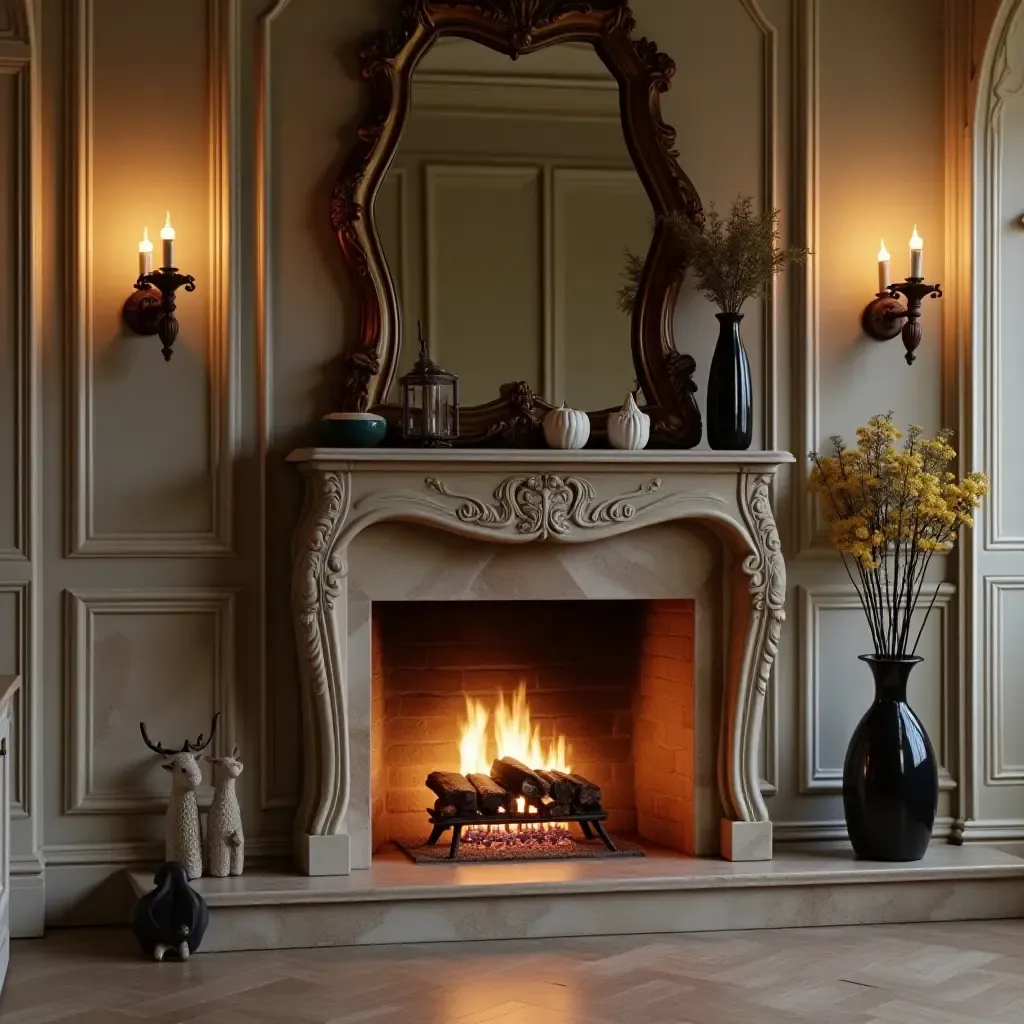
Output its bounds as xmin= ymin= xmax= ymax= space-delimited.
xmin=808 ymin=413 xmax=989 ymax=658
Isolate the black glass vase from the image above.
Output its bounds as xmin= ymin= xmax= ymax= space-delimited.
xmin=842 ymin=655 xmax=938 ymax=861
xmin=707 ymin=312 xmax=753 ymax=450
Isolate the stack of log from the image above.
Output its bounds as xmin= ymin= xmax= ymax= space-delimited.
xmin=426 ymin=757 xmax=603 ymax=819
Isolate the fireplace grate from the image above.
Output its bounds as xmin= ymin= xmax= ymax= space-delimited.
xmin=426 ymin=808 xmax=617 ymax=860
xmin=420 ymin=756 xmax=622 ymax=861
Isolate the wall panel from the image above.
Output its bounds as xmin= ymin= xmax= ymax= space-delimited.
xmin=800 ymin=584 xmax=956 ymax=796
xmin=67 ymin=0 xmax=236 ymax=557
xmin=64 ymin=589 xmax=236 ymax=815
xmin=0 ymin=65 xmax=26 ymax=560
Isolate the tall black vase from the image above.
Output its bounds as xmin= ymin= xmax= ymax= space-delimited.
xmin=842 ymin=655 xmax=938 ymax=861
xmin=707 ymin=312 xmax=753 ymax=451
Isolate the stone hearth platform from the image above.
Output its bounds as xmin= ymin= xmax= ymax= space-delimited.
xmin=129 ymin=844 xmax=1024 ymax=953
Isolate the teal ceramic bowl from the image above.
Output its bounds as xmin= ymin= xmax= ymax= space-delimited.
xmin=316 ymin=412 xmax=388 ymax=448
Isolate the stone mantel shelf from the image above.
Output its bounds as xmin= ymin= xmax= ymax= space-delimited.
xmin=289 ymin=446 xmax=792 ymax=875
xmin=288 ymin=448 xmax=795 ymax=468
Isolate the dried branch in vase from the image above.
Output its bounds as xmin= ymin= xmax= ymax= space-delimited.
xmin=618 ymin=195 xmax=810 ymax=315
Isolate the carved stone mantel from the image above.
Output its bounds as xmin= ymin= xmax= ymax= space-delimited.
xmin=288 ymin=447 xmax=794 ymax=874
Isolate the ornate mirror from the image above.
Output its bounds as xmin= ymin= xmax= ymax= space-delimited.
xmin=331 ymin=0 xmax=703 ymax=447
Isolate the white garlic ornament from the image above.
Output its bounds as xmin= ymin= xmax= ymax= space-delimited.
xmin=607 ymin=392 xmax=650 ymax=450
xmin=543 ymin=404 xmax=590 ymax=450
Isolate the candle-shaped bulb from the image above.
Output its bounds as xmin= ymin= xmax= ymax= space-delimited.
xmin=909 ymin=224 xmax=923 ymax=278
xmin=160 ymin=211 xmax=175 ymax=268
xmin=138 ymin=226 xmax=153 ymax=277
xmin=877 ymin=238 xmax=891 ymax=292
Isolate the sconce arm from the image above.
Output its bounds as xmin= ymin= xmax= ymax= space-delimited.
xmin=123 ymin=269 xmax=197 ymax=361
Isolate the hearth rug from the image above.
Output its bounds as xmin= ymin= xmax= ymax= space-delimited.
xmin=394 ymin=827 xmax=646 ymax=864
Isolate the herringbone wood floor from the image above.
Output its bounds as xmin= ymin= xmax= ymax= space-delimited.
xmin=5 ymin=921 xmax=1024 ymax=1023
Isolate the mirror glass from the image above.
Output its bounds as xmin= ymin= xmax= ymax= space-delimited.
xmin=376 ymin=37 xmax=653 ymax=410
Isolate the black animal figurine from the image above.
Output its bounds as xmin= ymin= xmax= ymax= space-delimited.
xmin=131 ymin=861 xmax=209 ymax=961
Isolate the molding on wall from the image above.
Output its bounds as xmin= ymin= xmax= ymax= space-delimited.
xmin=798 ymin=583 xmax=957 ymax=795
xmin=66 ymin=0 xmax=238 ymax=558
xmin=981 ymin=0 xmax=1024 ymax=551
xmin=41 ymin=834 xmax=290 ymax=867
xmin=64 ymin=588 xmax=237 ymax=815
xmin=0 ymin=0 xmax=39 ymax=871
xmin=740 ymin=0 xmax=778 ymax=452
xmin=793 ymin=0 xmax=825 ymax=555
xmin=0 ymin=582 xmax=27 ymax=818
xmin=0 ymin=0 xmax=28 ymax=46
xmin=948 ymin=0 xmax=978 ymax=848
xmin=0 ymin=59 xmax=29 ymax=562
xmin=256 ymin=0 xmax=295 ymax=812
xmin=983 ymin=576 xmax=1024 ymax=784
xmin=774 ymin=817 xmax=956 ymax=843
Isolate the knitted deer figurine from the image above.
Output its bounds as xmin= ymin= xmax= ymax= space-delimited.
xmin=140 ymin=714 xmax=219 ymax=881
xmin=205 ymin=745 xmax=244 ymax=877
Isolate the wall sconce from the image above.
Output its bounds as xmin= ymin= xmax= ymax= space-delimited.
xmin=862 ymin=227 xmax=942 ymax=365
xmin=121 ymin=212 xmax=196 ymax=362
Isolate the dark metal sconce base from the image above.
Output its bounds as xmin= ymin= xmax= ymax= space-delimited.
xmin=861 ymin=279 xmax=942 ymax=365
xmin=122 ymin=285 xmax=163 ymax=337
xmin=122 ymin=267 xmax=196 ymax=362
xmin=862 ymin=293 xmax=906 ymax=342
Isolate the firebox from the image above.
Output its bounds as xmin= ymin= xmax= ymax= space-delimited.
xmin=371 ymin=598 xmax=705 ymax=861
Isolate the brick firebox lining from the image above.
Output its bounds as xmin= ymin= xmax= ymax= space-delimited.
xmin=371 ymin=599 xmax=696 ymax=853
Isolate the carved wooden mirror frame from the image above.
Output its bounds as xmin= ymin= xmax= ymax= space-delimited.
xmin=331 ymin=0 xmax=703 ymax=447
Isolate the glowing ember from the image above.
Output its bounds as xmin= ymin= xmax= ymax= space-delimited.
xmin=462 ymin=823 xmax=575 ymax=849
xmin=459 ymin=681 xmax=571 ymax=776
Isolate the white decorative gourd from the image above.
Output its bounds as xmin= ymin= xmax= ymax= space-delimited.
xmin=607 ymin=392 xmax=650 ymax=450
xmin=543 ymin=404 xmax=590 ymax=449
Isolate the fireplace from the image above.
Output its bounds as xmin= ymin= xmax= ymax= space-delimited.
xmin=371 ymin=598 xmax=703 ymax=861
xmin=290 ymin=450 xmax=790 ymax=874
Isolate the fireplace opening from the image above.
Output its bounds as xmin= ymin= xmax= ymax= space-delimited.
xmin=372 ymin=598 xmax=706 ymax=862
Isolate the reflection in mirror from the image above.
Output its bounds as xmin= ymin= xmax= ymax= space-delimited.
xmin=376 ymin=37 xmax=652 ymax=410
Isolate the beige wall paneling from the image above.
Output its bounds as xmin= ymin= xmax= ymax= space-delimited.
xmin=256 ymin=0 xmax=297 ymax=815
xmin=64 ymin=589 xmax=236 ymax=816
xmin=0 ymin=56 xmax=28 ymax=562
xmin=67 ymin=0 xmax=239 ymax=557
xmin=38 ymin=0 xmax=250 ymax=918
xmin=963 ymin=0 xmax=1024 ymax=841
xmin=0 ymin=0 xmax=41 ymax=936
xmin=773 ymin=0 xmax=951 ymax=842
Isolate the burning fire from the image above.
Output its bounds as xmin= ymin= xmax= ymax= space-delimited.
xmin=458 ymin=682 xmax=571 ymax=830
xmin=458 ymin=681 xmax=571 ymax=776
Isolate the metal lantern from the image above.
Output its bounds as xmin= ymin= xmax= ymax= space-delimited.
xmin=400 ymin=323 xmax=459 ymax=447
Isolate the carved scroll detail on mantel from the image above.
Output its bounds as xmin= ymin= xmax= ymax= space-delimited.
xmin=425 ymin=475 xmax=662 ymax=540
xmin=291 ymin=470 xmax=352 ymax=838
xmin=741 ymin=474 xmax=787 ymax=697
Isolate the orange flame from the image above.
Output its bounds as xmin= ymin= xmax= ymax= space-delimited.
xmin=458 ymin=682 xmax=571 ymax=777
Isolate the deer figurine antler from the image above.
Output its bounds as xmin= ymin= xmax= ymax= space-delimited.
xmin=140 ymin=713 xmax=220 ymax=756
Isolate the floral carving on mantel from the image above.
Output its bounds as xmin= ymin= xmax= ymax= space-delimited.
xmin=425 ymin=474 xmax=662 ymax=540
xmin=740 ymin=473 xmax=786 ymax=696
